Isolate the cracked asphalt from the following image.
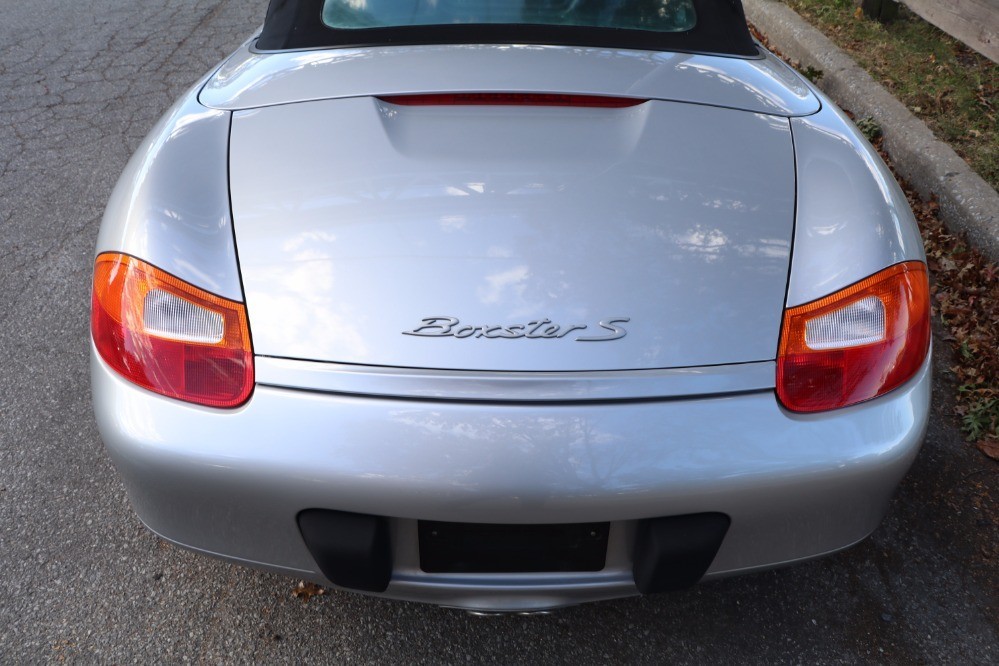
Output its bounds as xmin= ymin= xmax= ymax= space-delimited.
xmin=0 ymin=1 xmax=996 ymax=663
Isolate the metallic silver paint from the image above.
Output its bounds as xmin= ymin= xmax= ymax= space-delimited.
xmin=96 ymin=83 xmax=243 ymax=301
xmin=93 ymin=347 xmax=930 ymax=610
xmin=786 ymin=91 xmax=926 ymax=307
xmin=229 ymin=98 xmax=795 ymax=371
xmin=93 ymin=35 xmax=932 ymax=610
xmin=201 ymin=43 xmax=820 ymax=117
xmin=254 ymin=356 xmax=776 ymax=402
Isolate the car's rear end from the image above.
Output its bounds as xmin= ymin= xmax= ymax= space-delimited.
xmin=91 ymin=0 xmax=930 ymax=611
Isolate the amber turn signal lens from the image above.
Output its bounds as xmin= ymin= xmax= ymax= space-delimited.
xmin=777 ymin=261 xmax=930 ymax=413
xmin=91 ymin=253 xmax=254 ymax=408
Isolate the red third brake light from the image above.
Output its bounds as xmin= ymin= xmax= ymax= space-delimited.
xmin=378 ymin=93 xmax=646 ymax=108
xmin=777 ymin=261 xmax=930 ymax=413
xmin=91 ymin=253 xmax=254 ymax=408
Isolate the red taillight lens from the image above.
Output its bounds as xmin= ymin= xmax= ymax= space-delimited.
xmin=91 ymin=253 xmax=253 ymax=408
xmin=777 ymin=261 xmax=930 ymax=413
xmin=378 ymin=93 xmax=645 ymax=108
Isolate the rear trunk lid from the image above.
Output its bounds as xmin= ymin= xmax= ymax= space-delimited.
xmin=229 ymin=96 xmax=795 ymax=371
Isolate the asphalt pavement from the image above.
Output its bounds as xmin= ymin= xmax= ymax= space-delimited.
xmin=1 ymin=1 xmax=996 ymax=662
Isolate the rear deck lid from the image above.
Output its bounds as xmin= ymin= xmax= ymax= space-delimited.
xmin=229 ymin=96 xmax=795 ymax=371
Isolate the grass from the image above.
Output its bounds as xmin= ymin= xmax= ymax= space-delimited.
xmin=781 ymin=0 xmax=998 ymax=191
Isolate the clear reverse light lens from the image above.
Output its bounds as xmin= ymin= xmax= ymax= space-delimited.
xmin=804 ymin=295 xmax=885 ymax=350
xmin=143 ymin=289 xmax=224 ymax=344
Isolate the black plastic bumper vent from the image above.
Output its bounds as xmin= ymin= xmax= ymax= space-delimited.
xmin=632 ymin=513 xmax=731 ymax=594
xmin=298 ymin=509 xmax=392 ymax=592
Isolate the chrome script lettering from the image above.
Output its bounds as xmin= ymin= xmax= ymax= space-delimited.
xmin=402 ymin=317 xmax=629 ymax=341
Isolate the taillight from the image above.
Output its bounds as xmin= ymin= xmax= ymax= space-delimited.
xmin=91 ymin=253 xmax=253 ymax=408
xmin=777 ymin=261 xmax=930 ymax=413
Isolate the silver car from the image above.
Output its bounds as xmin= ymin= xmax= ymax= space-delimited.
xmin=91 ymin=0 xmax=931 ymax=612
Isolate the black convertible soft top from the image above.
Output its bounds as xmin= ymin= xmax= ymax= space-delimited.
xmin=257 ymin=0 xmax=758 ymax=57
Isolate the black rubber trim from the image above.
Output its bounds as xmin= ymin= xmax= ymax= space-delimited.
xmin=632 ymin=513 xmax=731 ymax=594
xmin=258 ymin=0 xmax=757 ymax=57
xmin=298 ymin=509 xmax=392 ymax=592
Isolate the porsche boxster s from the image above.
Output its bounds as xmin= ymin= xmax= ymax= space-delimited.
xmin=91 ymin=0 xmax=931 ymax=612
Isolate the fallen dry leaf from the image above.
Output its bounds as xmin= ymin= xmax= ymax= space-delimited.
xmin=978 ymin=439 xmax=999 ymax=461
xmin=291 ymin=581 xmax=326 ymax=602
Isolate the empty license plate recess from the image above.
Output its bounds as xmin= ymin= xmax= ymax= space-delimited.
xmin=418 ymin=521 xmax=610 ymax=573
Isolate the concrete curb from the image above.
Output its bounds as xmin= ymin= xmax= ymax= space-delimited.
xmin=744 ymin=0 xmax=999 ymax=265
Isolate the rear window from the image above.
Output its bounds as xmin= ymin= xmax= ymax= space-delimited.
xmin=321 ymin=0 xmax=697 ymax=33
xmin=258 ymin=0 xmax=757 ymax=57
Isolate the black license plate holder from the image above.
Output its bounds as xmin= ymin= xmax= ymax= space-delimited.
xmin=418 ymin=520 xmax=609 ymax=573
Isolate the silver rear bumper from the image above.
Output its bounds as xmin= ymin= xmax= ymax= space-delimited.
xmin=92 ymin=347 xmax=930 ymax=611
